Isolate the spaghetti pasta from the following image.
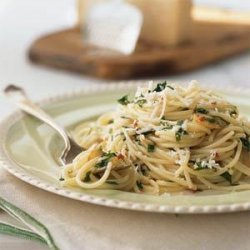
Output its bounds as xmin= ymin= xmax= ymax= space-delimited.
xmin=60 ymin=81 xmax=250 ymax=195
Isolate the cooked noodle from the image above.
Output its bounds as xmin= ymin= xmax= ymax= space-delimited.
xmin=60 ymin=81 xmax=250 ymax=195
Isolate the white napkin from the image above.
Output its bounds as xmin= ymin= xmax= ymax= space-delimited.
xmin=1 ymin=166 xmax=250 ymax=250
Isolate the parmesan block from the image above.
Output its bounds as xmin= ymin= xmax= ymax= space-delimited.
xmin=127 ymin=0 xmax=192 ymax=46
xmin=77 ymin=0 xmax=192 ymax=46
xmin=77 ymin=0 xmax=109 ymax=26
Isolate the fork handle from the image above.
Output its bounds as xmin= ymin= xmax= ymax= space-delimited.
xmin=4 ymin=85 xmax=70 ymax=162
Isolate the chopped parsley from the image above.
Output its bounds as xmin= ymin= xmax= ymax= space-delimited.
xmin=220 ymin=172 xmax=232 ymax=184
xmin=83 ymin=171 xmax=91 ymax=182
xmin=135 ymin=99 xmax=147 ymax=107
xmin=137 ymin=129 xmax=155 ymax=136
xmin=162 ymin=124 xmax=173 ymax=130
xmin=193 ymin=162 xmax=203 ymax=170
xmin=230 ymin=110 xmax=238 ymax=117
xmin=229 ymin=106 xmax=238 ymax=117
xmin=117 ymin=95 xmax=130 ymax=105
xmin=108 ymin=119 xmax=114 ymax=124
xmin=153 ymin=81 xmax=174 ymax=92
xmin=195 ymin=107 xmax=208 ymax=114
xmin=106 ymin=180 xmax=118 ymax=185
xmin=241 ymin=135 xmax=250 ymax=151
xmin=136 ymin=181 xmax=143 ymax=190
xmin=59 ymin=177 xmax=65 ymax=181
xmin=205 ymin=117 xmax=216 ymax=123
xmin=177 ymin=120 xmax=184 ymax=126
xmin=121 ymin=116 xmax=131 ymax=120
xmin=95 ymin=152 xmax=116 ymax=168
xmin=175 ymin=120 xmax=188 ymax=141
xmin=175 ymin=127 xmax=188 ymax=142
xmin=147 ymin=144 xmax=155 ymax=152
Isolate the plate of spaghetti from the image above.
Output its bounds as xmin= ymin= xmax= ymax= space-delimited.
xmin=1 ymin=80 xmax=250 ymax=213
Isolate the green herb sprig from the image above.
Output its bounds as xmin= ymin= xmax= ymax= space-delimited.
xmin=136 ymin=181 xmax=143 ymax=190
xmin=83 ymin=171 xmax=91 ymax=182
xmin=220 ymin=172 xmax=232 ymax=184
xmin=241 ymin=135 xmax=250 ymax=151
xmin=135 ymin=99 xmax=147 ymax=107
xmin=195 ymin=107 xmax=208 ymax=114
xmin=153 ymin=81 xmax=174 ymax=92
xmin=95 ymin=152 xmax=116 ymax=168
xmin=147 ymin=144 xmax=155 ymax=152
xmin=175 ymin=128 xmax=188 ymax=142
xmin=117 ymin=95 xmax=130 ymax=105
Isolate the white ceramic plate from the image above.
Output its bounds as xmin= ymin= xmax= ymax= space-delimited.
xmin=1 ymin=81 xmax=250 ymax=214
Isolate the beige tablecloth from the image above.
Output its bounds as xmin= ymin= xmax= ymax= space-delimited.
xmin=1 ymin=167 xmax=250 ymax=250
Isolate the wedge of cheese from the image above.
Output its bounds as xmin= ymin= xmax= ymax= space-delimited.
xmin=77 ymin=0 xmax=192 ymax=46
xmin=127 ymin=0 xmax=192 ymax=46
xmin=77 ymin=0 xmax=108 ymax=26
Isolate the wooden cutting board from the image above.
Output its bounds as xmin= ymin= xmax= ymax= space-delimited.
xmin=28 ymin=7 xmax=250 ymax=79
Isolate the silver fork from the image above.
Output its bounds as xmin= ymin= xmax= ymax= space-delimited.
xmin=4 ymin=85 xmax=83 ymax=166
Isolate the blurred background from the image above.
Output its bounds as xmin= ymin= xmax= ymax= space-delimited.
xmin=0 ymin=0 xmax=249 ymax=116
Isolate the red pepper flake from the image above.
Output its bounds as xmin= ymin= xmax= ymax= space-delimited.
xmin=197 ymin=116 xmax=205 ymax=122
xmin=117 ymin=153 xmax=125 ymax=160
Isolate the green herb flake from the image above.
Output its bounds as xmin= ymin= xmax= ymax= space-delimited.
xmin=175 ymin=133 xmax=181 ymax=142
xmin=108 ymin=119 xmax=114 ymax=124
xmin=241 ymin=136 xmax=250 ymax=151
xmin=167 ymin=85 xmax=174 ymax=90
xmin=230 ymin=110 xmax=237 ymax=117
xmin=163 ymin=124 xmax=173 ymax=130
xmin=117 ymin=95 xmax=130 ymax=105
xmin=59 ymin=177 xmax=65 ymax=181
xmin=153 ymin=81 xmax=174 ymax=92
xmin=220 ymin=172 xmax=232 ymax=184
xmin=138 ymin=129 xmax=155 ymax=136
xmin=135 ymin=99 xmax=147 ymax=107
xmin=175 ymin=128 xmax=188 ymax=142
xmin=136 ymin=181 xmax=143 ymax=190
xmin=193 ymin=162 xmax=203 ymax=170
xmin=121 ymin=116 xmax=130 ymax=120
xmin=95 ymin=152 xmax=116 ymax=168
xmin=177 ymin=120 xmax=184 ymax=126
xmin=106 ymin=180 xmax=118 ymax=185
xmin=83 ymin=171 xmax=91 ymax=182
xmin=147 ymin=144 xmax=155 ymax=152
xmin=205 ymin=117 xmax=216 ymax=123
xmin=195 ymin=107 xmax=208 ymax=114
